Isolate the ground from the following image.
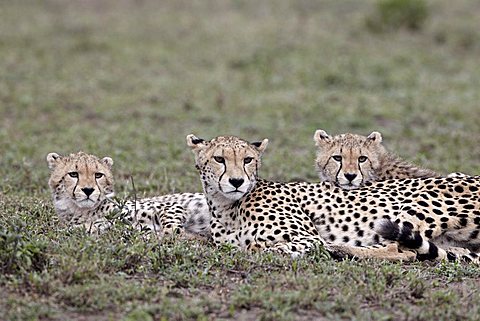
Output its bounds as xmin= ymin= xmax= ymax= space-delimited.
xmin=1 ymin=0 xmax=480 ymax=320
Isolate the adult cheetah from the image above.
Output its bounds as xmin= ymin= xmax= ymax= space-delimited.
xmin=47 ymin=151 xmax=209 ymax=237
xmin=187 ymin=134 xmax=480 ymax=263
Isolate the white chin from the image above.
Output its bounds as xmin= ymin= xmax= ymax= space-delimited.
xmin=76 ymin=199 xmax=98 ymax=209
xmin=222 ymin=191 xmax=246 ymax=200
xmin=339 ymin=184 xmax=358 ymax=190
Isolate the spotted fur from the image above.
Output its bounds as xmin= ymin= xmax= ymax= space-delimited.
xmin=313 ymin=129 xmax=475 ymax=255
xmin=187 ymin=134 xmax=417 ymax=260
xmin=47 ymin=152 xmax=209 ymax=237
xmin=188 ymin=134 xmax=480 ymax=263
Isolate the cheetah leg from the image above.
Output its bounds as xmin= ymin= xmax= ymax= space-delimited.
xmin=261 ymin=235 xmax=326 ymax=258
xmin=183 ymin=201 xmax=211 ymax=237
xmin=124 ymin=202 xmax=186 ymax=237
xmin=209 ymin=217 xmax=240 ymax=247
xmin=437 ymin=229 xmax=480 ymax=251
xmin=434 ymin=237 xmax=480 ymax=262
xmin=327 ymin=243 xmax=416 ymax=262
xmin=245 ymin=233 xmax=329 ymax=258
xmin=158 ymin=204 xmax=189 ymax=236
xmin=256 ymin=236 xmax=415 ymax=261
xmin=376 ymin=216 xmax=480 ymax=264
xmin=442 ymin=247 xmax=480 ymax=263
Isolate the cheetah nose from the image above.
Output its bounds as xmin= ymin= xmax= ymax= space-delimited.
xmin=344 ymin=173 xmax=357 ymax=182
xmin=229 ymin=178 xmax=245 ymax=188
xmin=82 ymin=187 xmax=95 ymax=196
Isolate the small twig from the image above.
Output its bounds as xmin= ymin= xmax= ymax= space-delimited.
xmin=130 ymin=175 xmax=139 ymax=229
xmin=87 ymin=221 xmax=94 ymax=234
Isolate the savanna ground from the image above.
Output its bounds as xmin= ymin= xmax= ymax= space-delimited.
xmin=1 ymin=0 xmax=480 ymax=320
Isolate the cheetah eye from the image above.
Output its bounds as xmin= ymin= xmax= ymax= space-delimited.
xmin=68 ymin=172 xmax=78 ymax=178
xmin=244 ymin=157 xmax=253 ymax=164
xmin=95 ymin=173 xmax=104 ymax=179
xmin=213 ymin=156 xmax=225 ymax=164
xmin=332 ymin=155 xmax=342 ymax=162
xmin=358 ymin=156 xmax=368 ymax=163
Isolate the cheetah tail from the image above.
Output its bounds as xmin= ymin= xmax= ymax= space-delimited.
xmin=375 ymin=219 xmax=480 ymax=264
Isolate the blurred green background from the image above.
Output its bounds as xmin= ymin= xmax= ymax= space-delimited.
xmin=1 ymin=0 xmax=479 ymax=197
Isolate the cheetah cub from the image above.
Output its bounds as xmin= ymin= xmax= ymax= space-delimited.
xmin=47 ymin=151 xmax=209 ymax=237
xmin=314 ymin=129 xmax=438 ymax=190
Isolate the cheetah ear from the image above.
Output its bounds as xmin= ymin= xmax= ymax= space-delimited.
xmin=101 ymin=157 xmax=114 ymax=169
xmin=251 ymin=139 xmax=269 ymax=154
xmin=366 ymin=131 xmax=383 ymax=144
xmin=186 ymin=134 xmax=208 ymax=151
xmin=46 ymin=152 xmax=62 ymax=170
xmin=314 ymin=129 xmax=332 ymax=146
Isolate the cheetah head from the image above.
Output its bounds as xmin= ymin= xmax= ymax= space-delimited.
xmin=46 ymin=152 xmax=114 ymax=212
xmin=314 ymin=129 xmax=385 ymax=189
xmin=187 ymin=134 xmax=268 ymax=201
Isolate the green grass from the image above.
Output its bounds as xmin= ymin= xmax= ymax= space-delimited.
xmin=1 ymin=0 xmax=480 ymax=320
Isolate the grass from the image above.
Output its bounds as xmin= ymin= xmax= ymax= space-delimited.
xmin=1 ymin=0 xmax=480 ymax=320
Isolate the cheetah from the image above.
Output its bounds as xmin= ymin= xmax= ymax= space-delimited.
xmin=314 ymin=129 xmax=439 ymax=190
xmin=313 ymin=129 xmax=473 ymax=253
xmin=186 ymin=134 xmax=419 ymax=261
xmin=46 ymin=151 xmax=209 ymax=237
xmin=187 ymin=134 xmax=480 ymax=263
